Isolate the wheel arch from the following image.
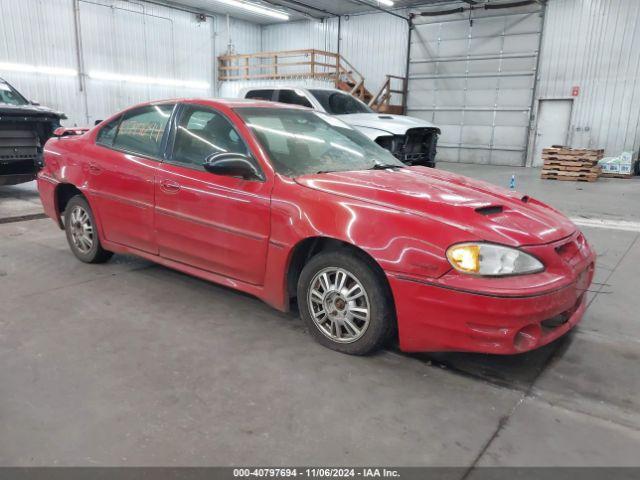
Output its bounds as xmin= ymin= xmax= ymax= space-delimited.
xmin=53 ymin=183 xmax=83 ymax=228
xmin=285 ymin=236 xmax=394 ymax=309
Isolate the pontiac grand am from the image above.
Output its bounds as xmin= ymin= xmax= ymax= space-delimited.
xmin=37 ymin=99 xmax=595 ymax=355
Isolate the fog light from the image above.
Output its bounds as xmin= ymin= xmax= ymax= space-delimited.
xmin=513 ymin=324 xmax=541 ymax=352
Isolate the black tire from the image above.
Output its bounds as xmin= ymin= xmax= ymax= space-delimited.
xmin=63 ymin=195 xmax=113 ymax=264
xmin=297 ymin=249 xmax=395 ymax=355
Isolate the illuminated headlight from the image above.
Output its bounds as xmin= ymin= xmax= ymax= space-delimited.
xmin=446 ymin=243 xmax=544 ymax=276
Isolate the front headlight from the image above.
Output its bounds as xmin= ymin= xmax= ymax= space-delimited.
xmin=446 ymin=243 xmax=544 ymax=276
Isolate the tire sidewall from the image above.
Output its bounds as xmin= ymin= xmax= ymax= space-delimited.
xmin=297 ymin=250 xmax=394 ymax=355
xmin=64 ymin=195 xmax=101 ymax=263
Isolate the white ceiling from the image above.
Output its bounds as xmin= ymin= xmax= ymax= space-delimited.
xmin=157 ymin=1 xmax=527 ymax=25
xmin=157 ymin=0 xmax=455 ymax=24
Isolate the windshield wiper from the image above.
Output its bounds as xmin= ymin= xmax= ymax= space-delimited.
xmin=369 ymin=163 xmax=402 ymax=170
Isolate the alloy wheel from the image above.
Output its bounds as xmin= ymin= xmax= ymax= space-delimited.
xmin=69 ymin=205 xmax=94 ymax=253
xmin=307 ymin=267 xmax=371 ymax=343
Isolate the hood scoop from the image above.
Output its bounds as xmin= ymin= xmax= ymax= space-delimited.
xmin=377 ymin=115 xmax=393 ymax=119
xmin=475 ymin=205 xmax=504 ymax=216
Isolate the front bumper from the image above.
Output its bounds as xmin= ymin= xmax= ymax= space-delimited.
xmin=388 ymin=235 xmax=596 ymax=354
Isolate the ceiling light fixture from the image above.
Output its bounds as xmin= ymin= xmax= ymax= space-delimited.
xmin=378 ymin=0 xmax=394 ymax=6
xmin=0 ymin=62 xmax=77 ymax=77
xmin=213 ymin=0 xmax=290 ymax=21
xmin=88 ymin=71 xmax=210 ymax=89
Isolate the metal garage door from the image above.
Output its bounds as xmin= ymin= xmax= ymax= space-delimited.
xmin=407 ymin=4 xmax=544 ymax=166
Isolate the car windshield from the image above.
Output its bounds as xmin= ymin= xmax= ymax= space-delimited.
xmin=0 ymin=81 xmax=29 ymax=106
xmin=309 ymin=89 xmax=373 ymax=115
xmin=236 ymin=107 xmax=404 ymax=177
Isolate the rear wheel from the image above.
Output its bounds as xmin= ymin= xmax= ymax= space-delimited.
xmin=297 ymin=250 xmax=395 ymax=355
xmin=64 ymin=195 xmax=113 ymax=264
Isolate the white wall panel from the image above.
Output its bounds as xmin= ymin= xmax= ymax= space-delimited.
xmin=261 ymin=19 xmax=337 ymax=53
xmin=261 ymin=13 xmax=407 ymax=101
xmin=533 ymin=0 xmax=640 ymax=161
xmin=0 ymin=0 xmax=82 ymax=122
xmin=0 ymin=0 xmax=261 ymax=126
xmin=339 ymin=12 xmax=408 ymax=98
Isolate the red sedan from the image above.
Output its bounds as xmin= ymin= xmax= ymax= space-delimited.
xmin=37 ymin=99 xmax=595 ymax=355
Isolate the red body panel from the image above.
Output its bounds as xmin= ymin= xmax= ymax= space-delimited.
xmin=37 ymin=98 xmax=596 ymax=354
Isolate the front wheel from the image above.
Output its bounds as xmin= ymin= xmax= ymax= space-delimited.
xmin=64 ymin=195 xmax=113 ymax=264
xmin=297 ymin=250 xmax=395 ymax=355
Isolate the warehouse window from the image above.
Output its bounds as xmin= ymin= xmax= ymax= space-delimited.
xmin=112 ymin=104 xmax=174 ymax=158
xmin=170 ymin=105 xmax=249 ymax=169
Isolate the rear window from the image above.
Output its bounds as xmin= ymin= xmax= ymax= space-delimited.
xmin=276 ymin=90 xmax=313 ymax=108
xmin=245 ymin=89 xmax=275 ymax=101
xmin=309 ymin=90 xmax=372 ymax=115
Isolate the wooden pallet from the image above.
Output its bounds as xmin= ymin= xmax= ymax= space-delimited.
xmin=543 ymin=159 xmax=600 ymax=168
xmin=541 ymin=174 xmax=598 ymax=182
xmin=542 ymin=154 xmax=601 ymax=162
xmin=540 ymin=146 xmax=604 ymax=182
xmin=543 ymin=146 xmax=604 ymax=156
xmin=543 ymin=163 xmax=600 ymax=173
xmin=600 ymin=173 xmax=634 ymax=179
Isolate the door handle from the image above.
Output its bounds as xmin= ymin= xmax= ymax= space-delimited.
xmin=160 ymin=179 xmax=181 ymax=194
xmin=88 ymin=163 xmax=102 ymax=174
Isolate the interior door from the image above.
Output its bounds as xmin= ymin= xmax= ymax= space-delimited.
xmin=532 ymin=99 xmax=573 ymax=166
xmin=88 ymin=104 xmax=174 ymax=253
xmin=154 ymin=104 xmax=271 ymax=285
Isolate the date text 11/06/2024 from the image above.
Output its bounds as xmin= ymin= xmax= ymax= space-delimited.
xmin=233 ymin=468 xmax=400 ymax=478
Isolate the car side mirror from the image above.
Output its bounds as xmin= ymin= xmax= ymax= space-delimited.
xmin=30 ymin=100 xmax=40 ymax=106
xmin=203 ymin=152 xmax=263 ymax=181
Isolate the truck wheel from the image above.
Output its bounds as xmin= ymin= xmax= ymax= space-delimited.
xmin=64 ymin=195 xmax=113 ymax=264
xmin=297 ymin=250 xmax=395 ymax=355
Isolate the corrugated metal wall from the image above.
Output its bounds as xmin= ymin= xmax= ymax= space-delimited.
xmin=0 ymin=0 xmax=261 ymax=126
xmin=407 ymin=4 xmax=543 ymax=166
xmin=339 ymin=12 xmax=408 ymax=98
xmin=261 ymin=12 xmax=408 ymax=97
xmin=532 ymin=0 xmax=640 ymax=163
xmin=0 ymin=0 xmax=81 ymax=122
xmin=261 ymin=19 xmax=338 ymax=53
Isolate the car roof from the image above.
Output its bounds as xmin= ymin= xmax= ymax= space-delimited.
xmin=116 ymin=97 xmax=309 ymax=111
xmin=242 ymin=86 xmax=343 ymax=93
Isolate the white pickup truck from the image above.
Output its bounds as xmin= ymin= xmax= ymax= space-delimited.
xmin=239 ymin=86 xmax=440 ymax=168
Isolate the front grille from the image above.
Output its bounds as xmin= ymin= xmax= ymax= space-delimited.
xmin=0 ymin=125 xmax=39 ymax=161
xmin=375 ymin=128 xmax=438 ymax=166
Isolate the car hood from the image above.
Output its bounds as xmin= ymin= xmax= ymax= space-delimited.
xmin=0 ymin=103 xmax=65 ymax=119
xmin=294 ymin=168 xmax=576 ymax=247
xmin=335 ymin=113 xmax=439 ymax=136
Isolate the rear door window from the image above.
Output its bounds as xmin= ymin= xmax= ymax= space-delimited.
xmin=112 ymin=104 xmax=174 ymax=158
xmin=245 ymin=89 xmax=275 ymax=101
xmin=275 ymin=90 xmax=313 ymax=108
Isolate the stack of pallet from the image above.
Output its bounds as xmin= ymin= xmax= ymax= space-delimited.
xmin=540 ymin=146 xmax=604 ymax=182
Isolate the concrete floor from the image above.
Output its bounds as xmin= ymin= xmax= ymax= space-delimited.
xmin=1 ymin=164 xmax=639 ymax=468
